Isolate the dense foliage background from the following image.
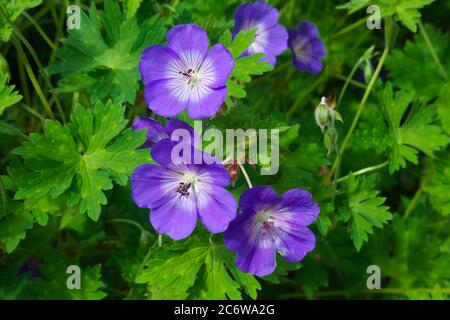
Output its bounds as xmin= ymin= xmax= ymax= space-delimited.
xmin=0 ymin=0 xmax=449 ymax=300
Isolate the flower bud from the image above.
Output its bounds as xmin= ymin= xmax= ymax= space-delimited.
xmin=324 ymin=128 xmax=337 ymax=156
xmin=315 ymin=97 xmax=329 ymax=133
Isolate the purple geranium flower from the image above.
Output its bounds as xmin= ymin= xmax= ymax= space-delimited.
xmin=132 ymin=117 xmax=196 ymax=148
xmin=224 ymin=186 xmax=319 ymax=276
xmin=139 ymin=24 xmax=234 ymax=119
xmin=131 ymin=139 xmax=237 ymax=240
xmin=288 ymin=21 xmax=326 ymax=75
xmin=233 ymin=1 xmax=288 ymax=65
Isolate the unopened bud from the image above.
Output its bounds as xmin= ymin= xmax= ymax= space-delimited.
xmin=315 ymin=97 xmax=329 ymax=133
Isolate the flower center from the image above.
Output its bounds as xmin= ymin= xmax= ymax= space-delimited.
xmin=179 ymin=68 xmax=200 ymax=86
xmin=175 ymin=182 xmax=191 ymax=199
xmin=255 ymin=209 xmax=280 ymax=242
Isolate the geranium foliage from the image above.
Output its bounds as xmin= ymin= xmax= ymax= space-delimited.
xmin=0 ymin=0 xmax=449 ymax=301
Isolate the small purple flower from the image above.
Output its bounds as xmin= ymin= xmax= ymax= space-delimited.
xmin=139 ymin=24 xmax=234 ymax=119
xmin=288 ymin=21 xmax=326 ymax=75
xmin=18 ymin=258 xmax=42 ymax=279
xmin=131 ymin=139 xmax=237 ymax=240
xmin=233 ymin=1 xmax=288 ymax=65
xmin=224 ymin=186 xmax=319 ymax=276
xmin=132 ymin=117 xmax=196 ymax=148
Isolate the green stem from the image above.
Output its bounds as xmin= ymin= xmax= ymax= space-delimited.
xmin=418 ymin=20 xmax=448 ymax=81
xmin=326 ymin=46 xmax=389 ymax=181
xmin=105 ymin=219 xmax=153 ymax=239
xmin=0 ymin=176 xmax=8 ymax=216
xmin=331 ymin=17 xmax=366 ymax=40
xmin=0 ymin=120 xmax=29 ymax=140
xmin=0 ymin=4 xmax=66 ymax=124
xmin=13 ymin=39 xmax=56 ymax=120
xmin=403 ymin=187 xmax=422 ymax=220
xmin=238 ymin=163 xmax=253 ymax=189
xmin=337 ymin=161 xmax=389 ymax=184
xmin=287 ymin=74 xmax=326 ymax=116
xmin=331 ymin=74 xmax=367 ymax=90
xmin=22 ymin=12 xmax=57 ymax=50
xmin=20 ymin=103 xmax=46 ymax=124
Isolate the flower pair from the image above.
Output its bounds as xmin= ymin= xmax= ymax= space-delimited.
xmin=139 ymin=2 xmax=326 ymax=120
xmin=131 ymin=119 xmax=319 ymax=276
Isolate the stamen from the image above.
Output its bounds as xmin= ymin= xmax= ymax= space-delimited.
xmin=175 ymin=182 xmax=191 ymax=200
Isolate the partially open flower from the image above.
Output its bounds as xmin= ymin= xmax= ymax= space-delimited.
xmin=233 ymin=1 xmax=288 ymax=65
xmin=132 ymin=117 xmax=196 ymax=148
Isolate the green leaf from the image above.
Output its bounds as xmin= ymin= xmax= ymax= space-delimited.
xmin=0 ymin=209 xmax=33 ymax=253
xmin=423 ymin=153 xmax=450 ymax=215
xmin=13 ymin=100 xmax=148 ymax=221
xmin=338 ymin=175 xmax=393 ymax=251
xmin=22 ymin=251 xmax=107 ymax=299
xmin=0 ymin=74 xmax=22 ymax=115
xmin=337 ymin=0 xmax=435 ymax=32
xmin=220 ymin=29 xmax=273 ymax=106
xmin=0 ymin=0 xmax=42 ymax=42
xmin=47 ymin=0 xmax=166 ymax=104
xmin=385 ymin=24 xmax=450 ymax=134
xmin=136 ymin=235 xmax=260 ymax=300
xmin=124 ymin=0 xmax=143 ymax=18
xmin=379 ymin=83 xmax=448 ymax=173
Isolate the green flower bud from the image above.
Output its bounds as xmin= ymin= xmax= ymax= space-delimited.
xmin=315 ymin=97 xmax=329 ymax=133
xmin=324 ymin=127 xmax=337 ymax=156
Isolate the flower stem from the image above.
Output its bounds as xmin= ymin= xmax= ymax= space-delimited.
xmin=326 ymin=45 xmax=389 ymax=181
xmin=12 ymin=39 xmax=56 ymax=120
xmin=238 ymin=163 xmax=253 ymax=189
xmin=0 ymin=120 xmax=29 ymax=140
xmin=0 ymin=177 xmax=8 ymax=216
xmin=403 ymin=187 xmax=422 ymax=220
xmin=287 ymin=74 xmax=326 ymax=116
xmin=418 ymin=20 xmax=448 ymax=81
xmin=22 ymin=12 xmax=57 ymax=50
xmin=336 ymin=160 xmax=389 ymax=183
xmin=331 ymin=17 xmax=367 ymax=40
xmin=105 ymin=219 xmax=153 ymax=239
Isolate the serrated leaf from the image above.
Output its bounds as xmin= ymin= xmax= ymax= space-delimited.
xmin=337 ymin=0 xmax=435 ymax=32
xmin=0 ymin=74 xmax=22 ymax=115
xmin=0 ymin=0 xmax=42 ymax=42
xmin=379 ymin=83 xmax=448 ymax=173
xmin=220 ymin=29 xmax=273 ymax=106
xmin=13 ymin=100 xmax=148 ymax=221
xmin=47 ymin=0 xmax=166 ymax=104
xmin=136 ymin=235 xmax=260 ymax=300
xmin=423 ymin=153 xmax=450 ymax=215
xmin=338 ymin=175 xmax=393 ymax=251
xmin=0 ymin=210 xmax=33 ymax=253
